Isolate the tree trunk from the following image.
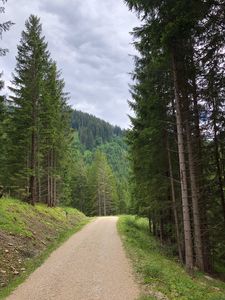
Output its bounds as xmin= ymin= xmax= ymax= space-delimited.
xmin=103 ymin=185 xmax=107 ymax=216
xmin=167 ymin=141 xmax=183 ymax=263
xmin=28 ymin=129 xmax=36 ymax=205
xmin=186 ymin=121 xmax=204 ymax=270
xmin=159 ymin=217 xmax=164 ymax=245
xmin=213 ymin=104 xmax=225 ymax=224
xmin=148 ymin=210 xmax=152 ymax=234
xmin=47 ymin=152 xmax=50 ymax=206
xmin=51 ymin=149 xmax=54 ymax=207
xmin=98 ymin=187 xmax=101 ymax=216
xmin=191 ymin=74 xmax=212 ymax=272
xmin=172 ymin=51 xmax=193 ymax=273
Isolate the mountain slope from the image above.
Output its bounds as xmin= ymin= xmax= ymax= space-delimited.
xmin=71 ymin=110 xmax=123 ymax=150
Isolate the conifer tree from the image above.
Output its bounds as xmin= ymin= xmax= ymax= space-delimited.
xmin=88 ymin=150 xmax=118 ymax=216
xmin=40 ymin=61 xmax=70 ymax=207
xmin=9 ymin=15 xmax=49 ymax=204
xmin=124 ymin=0 xmax=218 ymax=273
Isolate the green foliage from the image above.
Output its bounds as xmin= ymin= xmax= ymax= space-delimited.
xmin=87 ymin=150 xmax=118 ymax=216
xmin=0 ymin=12 xmax=131 ymax=212
xmin=8 ymin=15 xmax=50 ymax=198
xmin=71 ymin=110 xmax=123 ymax=150
xmin=97 ymin=137 xmax=132 ymax=213
xmin=66 ymin=128 xmax=132 ymax=216
xmin=118 ymin=216 xmax=225 ymax=300
xmin=1 ymin=15 xmax=74 ymax=206
xmin=125 ymin=0 xmax=225 ymax=273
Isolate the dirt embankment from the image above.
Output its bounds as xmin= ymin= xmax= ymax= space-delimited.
xmin=0 ymin=198 xmax=87 ymax=291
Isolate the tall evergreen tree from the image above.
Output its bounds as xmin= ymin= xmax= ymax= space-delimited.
xmin=9 ymin=15 xmax=49 ymax=204
xmin=40 ymin=60 xmax=71 ymax=207
xmin=124 ymin=0 xmax=224 ymax=273
xmin=88 ymin=150 xmax=118 ymax=216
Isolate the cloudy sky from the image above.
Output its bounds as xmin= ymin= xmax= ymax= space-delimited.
xmin=1 ymin=0 xmax=139 ymax=128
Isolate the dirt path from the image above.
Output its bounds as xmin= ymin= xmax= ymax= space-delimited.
xmin=6 ymin=217 xmax=140 ymax=300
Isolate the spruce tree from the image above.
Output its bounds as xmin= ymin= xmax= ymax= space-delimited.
xmin=88 ymin=150 xmax=118 ymax=216
xmin=124 ymin=0 xmax=216 ymax=273
xmin=9 ymin=15 xmax=49 ymax=204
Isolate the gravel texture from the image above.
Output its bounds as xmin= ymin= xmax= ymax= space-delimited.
xmin=6 ymin=217 xmax=140 ymax=300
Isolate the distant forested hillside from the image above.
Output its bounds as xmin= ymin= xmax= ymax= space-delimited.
xmin=70 ymin=112 xmax=132 ymax=215
xmin=71 ymin=110 xmax=123 ymax=149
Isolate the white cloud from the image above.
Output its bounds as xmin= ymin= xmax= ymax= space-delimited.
xmin=1 ymin=0 xmax=139 ymax=128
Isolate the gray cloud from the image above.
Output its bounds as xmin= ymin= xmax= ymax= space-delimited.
xmin=1 ymin=0 xmax=139 ymax=128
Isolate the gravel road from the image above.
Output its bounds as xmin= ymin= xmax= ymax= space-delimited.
xmin=6 ymin=217 xmax=140 ymax=300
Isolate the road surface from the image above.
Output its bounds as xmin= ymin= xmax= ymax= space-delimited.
xmin=7 ymin=217 xmax=140 ymax=300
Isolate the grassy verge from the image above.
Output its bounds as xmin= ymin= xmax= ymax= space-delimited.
xmin=118 ymin=215 xmax=225 ymax=300
xmin=0 ymin=198 xmax=91 ymax=299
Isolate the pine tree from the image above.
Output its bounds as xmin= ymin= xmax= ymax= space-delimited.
xmin=124 ymin=0 xmax=216 ymax=273
xmin=88 ymin=150 xmax=118 ymax=216
xmin=39 ymin=60 xmax=71 ymax=207
xmin=9 ymin=15 xmax=49 ymax=204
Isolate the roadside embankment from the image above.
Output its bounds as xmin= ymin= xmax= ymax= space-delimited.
xmin=0 ymin=198 xmax=89 ymax=299
xmin=118 ymin=215 xmax=225 ymax=300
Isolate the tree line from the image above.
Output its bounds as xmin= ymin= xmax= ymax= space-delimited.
xmin=72 ymin=110 xmax=123 ymax=150
xmin=1 ymin=14 xmax=73 ymax=207
xmin=69 ymin=133 xmax=131 ymax=216
xmin=125 ymin=0 xmax=225 ymax=274
xmin=0 ymin=6 xmax=131 ymax=216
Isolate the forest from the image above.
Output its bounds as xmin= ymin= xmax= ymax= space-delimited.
xmin=125 ymin=0 xmax=225 ymax=275
xmin=1 ymin=0 xmax=225 ymax=298
xmin=0 ymin=12 xmax=131 ymax=216
xmin=71 ymin=109 xmax=123 ymax=149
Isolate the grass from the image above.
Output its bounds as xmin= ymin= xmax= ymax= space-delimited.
xmin=0 ymin=198 xmax=34 ymax=237
xmin=0 ymin=197 xmax=91 ymax=299
xmin=118 ymin=215 xmax=225 ymax=300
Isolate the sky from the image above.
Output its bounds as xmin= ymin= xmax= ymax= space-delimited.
xmin=1 ymin=0 xmax=139 ymax=128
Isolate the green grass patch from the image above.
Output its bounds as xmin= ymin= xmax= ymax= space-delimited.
xmin=118 ymin=215 xmax=225 ymax=300
xmin=0 ymin=198 xmax=34 ymax=237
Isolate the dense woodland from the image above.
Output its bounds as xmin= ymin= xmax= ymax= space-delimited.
xmin=0 ymin=7 xmax=131 ymax=216
xmin=1 ymin=0 xmax=225 ymax=281
xmin=72 ymin=110 xmax=123 ymax=149
xmin=125 ymin=0 xmax=225 ymax=274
